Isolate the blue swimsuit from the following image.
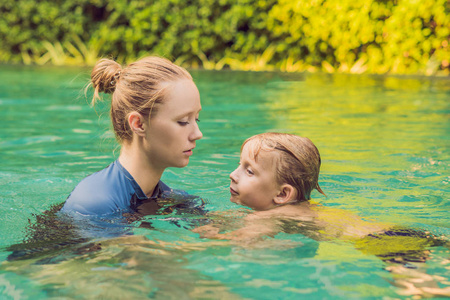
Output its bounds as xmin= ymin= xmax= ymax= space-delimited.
xmin=62 ymin=160 xmax=171 ymax=215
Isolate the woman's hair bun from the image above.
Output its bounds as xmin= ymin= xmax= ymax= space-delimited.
xmin=91 ymin=58 xmax=122 ymax=94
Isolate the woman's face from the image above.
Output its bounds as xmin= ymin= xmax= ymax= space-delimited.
xmin=145 ymin=79 xmax=203 ymax=170
xmin=229 ymin=142 xmax=281 ymax=211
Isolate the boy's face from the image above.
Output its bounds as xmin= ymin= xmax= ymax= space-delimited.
xmin=229 ymin=142 xmax=281 ymax=210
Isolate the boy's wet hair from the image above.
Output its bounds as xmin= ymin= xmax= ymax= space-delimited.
xmin=242 ymin=132 xmax=325 ymax=202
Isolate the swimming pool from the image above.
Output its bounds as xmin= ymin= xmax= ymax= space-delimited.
xmin=0 ymin=65 xmax=449 ymax=299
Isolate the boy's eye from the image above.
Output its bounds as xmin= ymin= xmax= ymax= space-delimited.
xmin=246 ymin=168 xmax=254 ymax=175
xmin=195 ymin=118 xmax=200 ymax=123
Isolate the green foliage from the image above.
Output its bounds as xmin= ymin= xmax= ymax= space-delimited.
xmin=268 ymin=0 xmax=450 ymax=75
xmin=0 ymin=0 xmax=449 ymax=75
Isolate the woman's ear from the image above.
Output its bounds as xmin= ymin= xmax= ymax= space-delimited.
xmin=274 ymin=184 xmax=297 ymax=205
xmin=128 ymin=112 xmax=146 ymax=137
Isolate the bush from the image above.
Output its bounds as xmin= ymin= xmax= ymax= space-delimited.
xmin=0 ymin=0 xmax=448 ymax=75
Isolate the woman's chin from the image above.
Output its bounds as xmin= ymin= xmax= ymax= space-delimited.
xmin=173 ymin=158 xmax=190 ymax=168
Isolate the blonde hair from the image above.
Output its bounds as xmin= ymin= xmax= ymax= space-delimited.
xmin=242 ymin=132 xmax=325 ymax=202
xmin=90 ymin=56 xmax=192 ymax=143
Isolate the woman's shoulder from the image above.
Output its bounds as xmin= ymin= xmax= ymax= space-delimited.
xmin=62 ymin=161 xmax=135 ymax=215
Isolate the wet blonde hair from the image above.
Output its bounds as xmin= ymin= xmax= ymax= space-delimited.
xmin=242 ymin=132 xmax=325 ymax=202
xmin=90 ymin=56 xmax=192 ymax=143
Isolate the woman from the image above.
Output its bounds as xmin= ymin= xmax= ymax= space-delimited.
xmin=62 ymin=56 xmax=203 ymax=215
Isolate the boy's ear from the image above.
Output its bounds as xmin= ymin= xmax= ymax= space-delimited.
xmin=128 ymin=112 xmax=146 ymax=137
xmin=273 ymin=184 xmax=297 ymax=205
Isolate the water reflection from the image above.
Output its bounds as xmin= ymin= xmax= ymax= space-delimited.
xmin=0 ymin=67 xmax=449 ymax=299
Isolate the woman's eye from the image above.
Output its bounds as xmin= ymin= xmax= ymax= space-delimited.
xmin=177 ymin=121 xmax=189 ymax=126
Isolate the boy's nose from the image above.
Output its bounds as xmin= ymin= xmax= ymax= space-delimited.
xmin=229 ymin=169 xmax=238 ymax=183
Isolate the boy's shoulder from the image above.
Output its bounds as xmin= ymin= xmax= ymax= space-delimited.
xmin=248 ymin=202 xmax=319 ymax=220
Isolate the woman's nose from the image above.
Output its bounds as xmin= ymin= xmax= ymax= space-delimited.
xmin=190 ymin=123 xmax=203 ymax=141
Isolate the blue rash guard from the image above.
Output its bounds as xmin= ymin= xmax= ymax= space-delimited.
xmin=62 ymin=160 xmax=172 ymax=216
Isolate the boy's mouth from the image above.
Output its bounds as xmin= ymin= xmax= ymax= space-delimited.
xmin=230 ymin=186 xmax=239 ymax=196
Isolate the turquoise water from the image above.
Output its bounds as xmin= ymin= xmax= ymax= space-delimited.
xmin=0 ymin=65 xmax=449 ymax=299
